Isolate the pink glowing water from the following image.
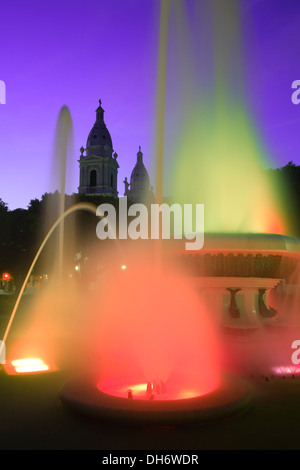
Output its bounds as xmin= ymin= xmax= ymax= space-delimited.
xmin=85 ymin=260 xmax=221 ymax=401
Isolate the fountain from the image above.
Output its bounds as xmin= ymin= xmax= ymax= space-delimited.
xmin=171 ymin=233 xmax=300 ymax=332
xmin=59 ymin=256 xmax=251 ymax=425
xmin=60 ymin=0 xmax=255 ymax=424
xmin=161 ymin=0 xmax=300 ymax=333
xmin=2 ymin=0 xmax=300 ymax=432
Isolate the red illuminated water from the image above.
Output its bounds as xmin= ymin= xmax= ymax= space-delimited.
xmin=85 ymin=259 xmax=221 ymax=401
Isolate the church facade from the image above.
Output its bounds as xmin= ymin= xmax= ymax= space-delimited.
xmin=79 ymin=100 xmax=153 ymax=203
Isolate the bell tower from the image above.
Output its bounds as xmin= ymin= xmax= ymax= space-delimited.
xmin=78 ymin=100 xmax=119 ymax=196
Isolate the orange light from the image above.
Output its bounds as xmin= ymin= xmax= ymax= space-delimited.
xmin=2 ymin=273 xmax=11 ymax=281
xmin=4 ymin=358 xmax=50 ymax=375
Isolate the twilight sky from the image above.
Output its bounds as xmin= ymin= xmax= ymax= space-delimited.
xmin=0 ymin=0 xmax=300 ymax=210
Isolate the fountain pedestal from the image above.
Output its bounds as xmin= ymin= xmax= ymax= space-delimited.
xmin=192 ymin=277 xmax=280 ymax=330
xmin=170 ymin=234 xmax=300 ymax=331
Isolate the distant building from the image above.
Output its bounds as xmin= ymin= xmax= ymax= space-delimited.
xmin=79 ymin=100 xmax=153 ymax=202
xmin=78 ymin=100 xmax=119 ymax=196
xmin=124 ymin=146 xmax=154 ymax=203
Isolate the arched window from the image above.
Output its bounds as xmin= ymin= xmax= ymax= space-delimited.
xmin=111 ymin=173 xmax=114 ymax=188
xmin=90 ymin=169 xmax=97 ymax=187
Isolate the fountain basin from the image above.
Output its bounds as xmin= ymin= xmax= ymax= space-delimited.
xmin=60 ymin=373 xmax=251 ymax=426
xmin=172 ymin=233 xmax=300 ymax=277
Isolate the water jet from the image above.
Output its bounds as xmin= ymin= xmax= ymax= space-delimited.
xmin=59 ymin=260 xmax=251 ymax=425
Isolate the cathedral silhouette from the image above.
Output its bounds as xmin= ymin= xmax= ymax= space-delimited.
xmin=78 ymin=100 xmax=154 ymax=203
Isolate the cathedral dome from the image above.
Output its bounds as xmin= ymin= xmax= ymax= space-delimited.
xmin=86 ymin=124 xmax=112 ymax=149
xmin=86 ymin=100 xmax=113 ymax=153
xmin=130 ymin=147 xmax=150 ymax=190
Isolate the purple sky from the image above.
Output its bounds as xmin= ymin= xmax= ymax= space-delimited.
xmin=0 ymin=0 xmax=300 ymax=210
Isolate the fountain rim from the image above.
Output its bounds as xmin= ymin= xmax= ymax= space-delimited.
xmin=59 ymin=373 xmax=251 ymax=425
xmin=175 ymin=249 xmax=300 ymax=258
xmin=172 ymin=233 xmax=300 ymax=256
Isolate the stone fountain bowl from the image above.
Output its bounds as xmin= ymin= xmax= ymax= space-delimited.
xmin=167 ymin=234 xmax=300 ymax=330
xmin=170 ymin=233 xmax=300 ymax=279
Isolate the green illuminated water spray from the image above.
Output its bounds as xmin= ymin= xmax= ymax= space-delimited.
xmin=154 ymin=0 xmax=170 ymax=268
